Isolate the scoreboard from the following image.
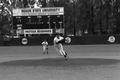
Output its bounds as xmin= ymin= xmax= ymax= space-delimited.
xmin=12 ymin=7 xmax=64 ymax=35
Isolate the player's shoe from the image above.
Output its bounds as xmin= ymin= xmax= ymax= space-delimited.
xmin=64 ymin=52 xmax=69 ymax=61
xmin=46 ymin=48 xmax=48 ymax=54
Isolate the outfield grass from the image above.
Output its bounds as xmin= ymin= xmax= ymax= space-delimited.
xmin=0 ymin=45 xmax=119 ymax=80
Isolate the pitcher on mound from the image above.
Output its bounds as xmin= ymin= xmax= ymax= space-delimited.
xmin=53 ymin=33 xmax=68 ymax=60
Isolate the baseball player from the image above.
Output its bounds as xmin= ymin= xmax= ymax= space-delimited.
xmin=53 ymin=33 xmax=68 ymax=60
xmin=41 ymin=40 xmax=48 ymax=54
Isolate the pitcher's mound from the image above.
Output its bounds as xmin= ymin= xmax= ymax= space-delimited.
xmin=0 ymin=58 xmax=120 ymax=67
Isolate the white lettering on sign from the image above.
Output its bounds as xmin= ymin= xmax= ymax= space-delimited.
xmin=24 ymin=29 xmax=53 ymax=34
xmin=33 ymin=9 xmax=42 ymax=13
xmin=21 ymin=9 xmax=32 ymax=13
xmin=42 ymin=8 xmax=60 ymax=12
xmin=13 ymin=7 xmax=64 ymax=16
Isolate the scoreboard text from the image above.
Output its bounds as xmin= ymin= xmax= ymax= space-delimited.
xmin=12 ymin=7 xmax=64 ymax=34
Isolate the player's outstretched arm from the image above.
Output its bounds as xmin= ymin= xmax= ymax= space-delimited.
xmin=57 ymin=38 xmax=65 ymax=44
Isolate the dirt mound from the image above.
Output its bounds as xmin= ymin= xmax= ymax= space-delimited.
xmin=0 ymin=58 xmax=120 ymax=67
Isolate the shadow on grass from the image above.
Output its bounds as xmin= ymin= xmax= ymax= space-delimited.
xmin=0 ymin=58 xmax=120 ymax=66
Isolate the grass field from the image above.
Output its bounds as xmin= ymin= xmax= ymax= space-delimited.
xmin=0 ymin=45 xmax=120 ymax=80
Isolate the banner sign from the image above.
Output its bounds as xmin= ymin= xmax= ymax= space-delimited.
xmin=24 ymin=29 xmax=53 ymax=34
xmin=13 ymin=7 xmax=64 ymax=16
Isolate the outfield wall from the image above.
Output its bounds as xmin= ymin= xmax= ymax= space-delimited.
xmin=1 ymin=35 xmax=119 ymax=46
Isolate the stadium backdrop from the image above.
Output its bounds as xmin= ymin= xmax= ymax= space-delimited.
xmin=0 ymin=7 xmax=120 ymax=45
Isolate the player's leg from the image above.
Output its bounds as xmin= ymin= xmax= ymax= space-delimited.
xmin=59 ymin=50 xmax=64 ymax=56
xmin=46 ymin=46 xmax=48 ymax=54
xmin=60 ymin=44 xmax=67 ymax=55
xmin=61 ymin=50 xmax=68 ymax=61
xmin=54 ymin=44 xmax=68 ymax=61
xmin=58 ymin=44 xmax=66 ymax=56
xmin=59 ymin=44 xmax=68 ymax=60
xmin=43 ymin=46 xmax=46 ymax=54
xmin=54 ymin=45 xmax=62 ymax=55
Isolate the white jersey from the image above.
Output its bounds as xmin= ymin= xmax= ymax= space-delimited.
xmin=42 ymin=41 xmax=48 ymax=54
xmin=42 ymin=41 xmax=48 ymax=46
xmin=53 ymin=36 xmax=66 ymax=56
xmin=33 ymin=2 xmax=40 ymax=8
xmin=54 ymin=36 xmax=64 ymax=44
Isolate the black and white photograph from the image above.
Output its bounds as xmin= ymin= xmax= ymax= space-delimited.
xmin=0 ymin=0 xmax=120 ymax=80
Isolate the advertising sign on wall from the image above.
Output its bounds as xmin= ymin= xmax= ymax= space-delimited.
xmin=13 ymin=7 xmax=64 ymax=16
xmin=24 ymin=29 xmax=53 ymax=34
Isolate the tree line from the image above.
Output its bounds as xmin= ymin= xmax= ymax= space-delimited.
xmin=0 ymin=0 xmax=120 ymax=36
xmin=52 ymin=0 xmax=120 ymax=36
